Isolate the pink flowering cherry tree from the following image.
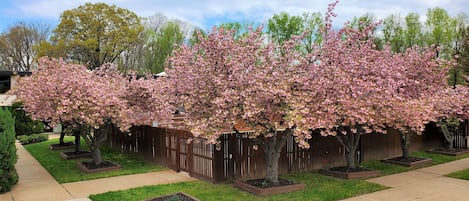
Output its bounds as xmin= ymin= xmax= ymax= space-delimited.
xmin=12 ymin=57 xmax=94 ymax=152
xmin=14 ymin=57 xmax=171 ymax=166
xmin=384 ymin=46 xmax=451 ymax=159
xmin=432 ymin=86 xmax=469 ymax=150
xmin=289 ymin=2 xmax=411 ymax=169
xmin=166 ymin=26 xmax=310 ymax=184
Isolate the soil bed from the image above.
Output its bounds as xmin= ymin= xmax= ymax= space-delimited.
xmin=246 ymin=178 xmax=298 ymax=188
xmin=77 ymin=160 xmax=121 ymax=173
xmin=382 ymin=156 xmax=432 ymax=167
xmin=142 ymin=192 xmax=199 ymax=201
xmin=319 ymin=167 xmax=380 ymax=179
xmin=234 ymin=178 xmax=305 ymax=196
xmin=427 ymin=148 xmax=469 ymax=156
xmin=49 ymin=142 xmax=75 ymax=150
xmin=60 ymin=150 xmax=92 ymax=160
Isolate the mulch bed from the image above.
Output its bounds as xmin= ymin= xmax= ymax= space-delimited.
xmin=49 ymin=142 xmax=75 ymax=150
xmin=382 ymin=156 xmax=432 ymax=167
xmin=77 ymin=160 xmax=121 ymax=173
xmin=319 ymin=166 xmax=380 ymax=179
xmin=234 ymin=178 xmax=305 ymax=196
xmin=245 ymin=178 xmax=298 ymax=189
xmin=427 ymin=148 xmax=469 ymax=156
xmin=142 ymin=192 xmax=199 ymax=201
xmin=60 ymin=150 xmax=92 ymax=160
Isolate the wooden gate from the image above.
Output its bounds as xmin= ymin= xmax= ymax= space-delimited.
xmin=454 ymin=120 xmax=469 ymax=149
xmin=165 ymin=129 xmax=215 ymax=181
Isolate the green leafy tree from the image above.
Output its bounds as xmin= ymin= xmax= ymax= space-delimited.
xmin=38 ymin=3 xmax=143 ymax=69
xmin=404 ymin=13 xmax=424 ymax=48
xmin=457 ymin=26 xmax=469 ymax=85
xmin=267 ymin=12 xmax=304 ymax=44
xmin=382 ymin=14 xmax=405 ymax=52
xmin=0 ymin=107 xmax=18 ymax=193
xmin=145 ymin=21 xmax=184 ymax=73
xmin=449 ymin=13 xmax=468 ymax=86
xmin=425 ymin=8 xmax=455 ymax=59
xmin=300 ymin=12 xmax=324 ymax=54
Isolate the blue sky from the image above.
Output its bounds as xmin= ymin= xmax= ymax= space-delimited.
xmin=0 ymin=0 xmax=468 ymax=32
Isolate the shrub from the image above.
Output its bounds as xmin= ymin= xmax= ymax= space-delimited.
xmin=0 ymin=107 xmax=18 ymax=193
xmin=16 ymin=134 xmax=49 ymax=145
xmin=9 ymin=102 xmax=44 ymax=136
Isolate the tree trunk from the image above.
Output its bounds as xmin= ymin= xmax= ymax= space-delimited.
xmin=91 ymin=145 xmax=102 ymax=165
xmin=59 ymin=123 xmax=67 ymax=144
xmin=265 ymin=140 xmax=281 ymax=184
xmin=59 ymin=130 xmax=65 ymax=144
xmin=335 ymin=127 xmax=362 ymax=169
xmin=73 ymin=128 xmax=81 ymax=153
xmin=263 ymin=129 xmax=290 ymax=184
xmin=82 ymin=123 xmax=110 ymax=166
xmin=400 ymin=131 xmax=411 ymax=159
xmin=346 ymin=147 xmax=357 ymax=168
xmin=439 ymin=123 xmax=454 ymax=150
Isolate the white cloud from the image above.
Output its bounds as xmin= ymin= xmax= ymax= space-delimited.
xmin=1 ymin=0 xmax=468 ymax=31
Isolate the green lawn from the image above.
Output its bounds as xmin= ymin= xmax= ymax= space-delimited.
xmin=362 ymin=151 xmax=469 ymax=176
xmin=446 ymin=169 xmax=469 ymax=180
xmin=24 ymin=137 xmax=166 ymax=183
xmin=90 ymin=171 xmax=386 ymax=201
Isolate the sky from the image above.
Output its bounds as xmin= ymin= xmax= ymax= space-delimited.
xmin=0 ymin=0 xmax=468 ymax=33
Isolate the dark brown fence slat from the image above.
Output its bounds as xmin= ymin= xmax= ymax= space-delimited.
xmin=107 ymin=122 xmax=450 ymax=183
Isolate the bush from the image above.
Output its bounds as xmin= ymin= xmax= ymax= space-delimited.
xmin=17 ymin=134 xmax=49 ymax=145
xmin=9 ymin=102 xmax=44 ymax=136
xmin=0 ymin=107 xmax=18 ymax=193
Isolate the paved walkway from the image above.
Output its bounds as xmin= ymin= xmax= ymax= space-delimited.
xmin=0 ymin=141 xmax=196 ymax=201
xmin=343 ymin=158 xmax=469 ymax=201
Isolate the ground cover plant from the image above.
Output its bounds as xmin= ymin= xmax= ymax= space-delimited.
xmin=16 ymin=133 xmax=48 ymax=145
xmin=24 ymin=137 xmax=166 ymax=183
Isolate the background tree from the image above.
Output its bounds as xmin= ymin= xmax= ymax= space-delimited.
xmin=458 ymin=26 xmax=469 ymax=85
xmin=299 ymin=12 xmax=324 ymax=54
xmin=382 ymin=13 xmax=424 ymax=53
xmin=267 ymin=12 xmax=304 ymax=44
xmin=425 ymin=8 xmax=455 ymax=59
xmin=381 ymin=14 xmax=404 ymax=52
xmin=0 ymin=22 xmax=50 ymax=71
xmin=0 ymin=107 xmax=18 ymax=193
xmin=38 ymin=3 xmax=143 ymax=69
xmin=145 ymin=22 xmax=184 ymax=73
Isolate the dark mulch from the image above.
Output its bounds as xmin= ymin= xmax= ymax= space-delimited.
xmin=329 ymin=166 xmax=373 ymax=173
xmin=386 ymin=156 xmax=426 ymax=163
xmin=62 ymin=151 xmax=91 ymax=155
xmin=144 ymin=192 xmax=198 ymax=201
xmin=244 ymin=178 xmax=298 ymax=189
xmin=82 ymin=160 xmax=119 ymax=170
xmin=50 ymin=142 xmax=74 ymax=147
xmin=432 ymin=148 xmax=469 ymax=153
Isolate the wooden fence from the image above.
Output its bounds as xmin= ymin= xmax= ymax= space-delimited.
xmin=107 ymin=123 xmax=452 ymax=183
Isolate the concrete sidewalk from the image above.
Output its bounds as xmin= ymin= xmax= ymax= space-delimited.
xmin=343 ymin=158 xmax=469 ymax=201
xmin=0 ymin=142 xmax=73 ymax=201
xmin=0 ymin=141 xmax=196 ymax=201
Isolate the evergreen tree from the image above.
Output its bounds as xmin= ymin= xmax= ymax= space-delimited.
xmin=0 ymin=107 xmax=18 ymax=193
